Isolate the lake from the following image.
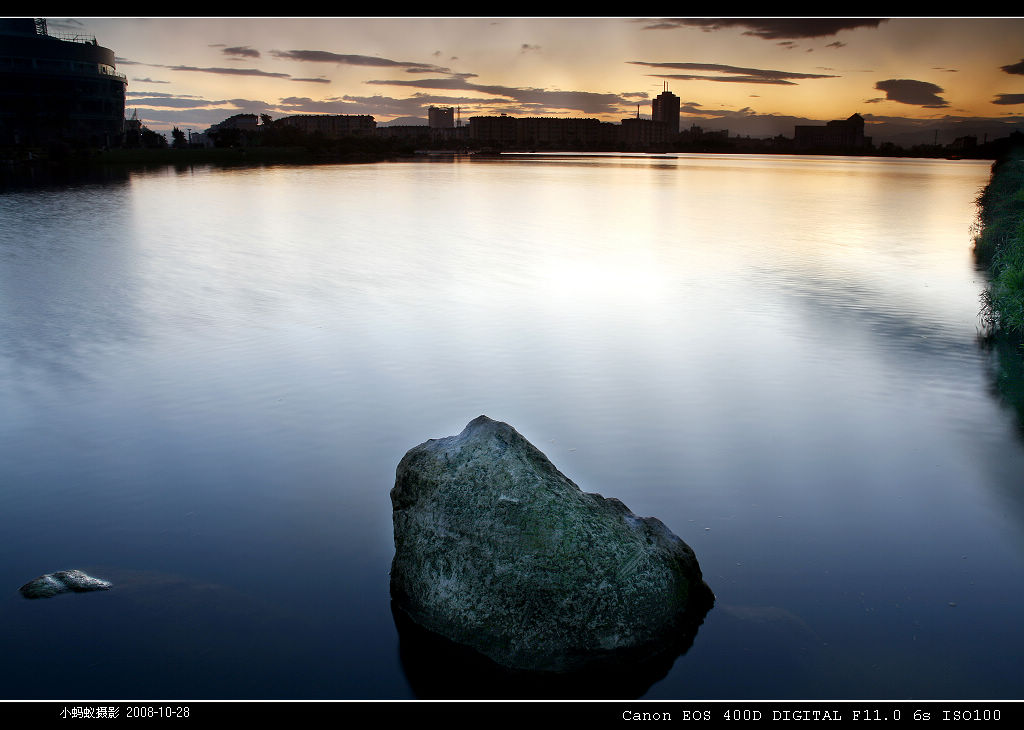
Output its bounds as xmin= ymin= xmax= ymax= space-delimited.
xmin=2 ymin=152 xmax=1022 ymax=700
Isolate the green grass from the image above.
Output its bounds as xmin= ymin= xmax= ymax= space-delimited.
xmin=977 ymin=149 xmax=1024 ymax=335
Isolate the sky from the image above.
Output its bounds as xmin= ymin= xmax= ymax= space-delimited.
xmin=45 ymin=16 xmax=1024 ymax=145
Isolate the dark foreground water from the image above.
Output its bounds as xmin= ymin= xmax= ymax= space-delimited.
xmin=2 ymin=153 xmax=1022 ymax=700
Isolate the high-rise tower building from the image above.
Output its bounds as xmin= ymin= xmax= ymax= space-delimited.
xmin=651 ymin=83 xmax=680 ymax=135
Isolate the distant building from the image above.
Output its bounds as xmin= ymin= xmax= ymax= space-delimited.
xmin=468 ymin=114 xmax=517 ymax=146
xmin=428 ymin=106 xmax=455 ymax=129
xmin=679 ymin=124 xmax=729 ymax=143
xmin=468 ymin=114 xmax=616 ymax=149
xmin=620 ymin=117 xmax=669 ymax=148
xmin=0 ymin=17 xmax=126 ymax=146
xmin=651 ymin=85 xmax=680 ymax=135
xmin=950 ymin=135 xmax=977 ymax=152
xmin=794 ymin=113 xmax=872 ymax=151
xmin=277 ymin=114 xmax=376 ymax=137
xmin=207 ymin=113 xmax=258 ymax=133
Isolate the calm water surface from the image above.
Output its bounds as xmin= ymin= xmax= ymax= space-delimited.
xmin=2 ymin=153 xmax=1021 ymax=699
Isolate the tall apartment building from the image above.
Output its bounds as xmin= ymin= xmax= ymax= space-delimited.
xmin=469 ymin=115 xmax=617 ymax=148
xmin=651 ymin=85 xmax=680 ymax=135
xmin=0 ymin=17 xmax=126 ymax=146
xmin=428 ymin=106 xmax=455 ymax=129
xmin=794 ymin=113 xmax=871 ymax=151
xmin=277 ymin=114 xmax=376 ymax=137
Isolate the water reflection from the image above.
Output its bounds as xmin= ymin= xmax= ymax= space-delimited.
xmin=3 ymin=154 xmax=1022 ymax=700
xmin=392 ymin=597 xmax=712 ymax=699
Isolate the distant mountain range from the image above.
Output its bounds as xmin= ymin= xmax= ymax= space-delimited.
xmin=378 ymin=116 xmax=428 ymax=127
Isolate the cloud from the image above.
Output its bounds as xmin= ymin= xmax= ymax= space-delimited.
xmin=124 ymin=97 xmax=234 ymax=109
xmin=641 ymin=18 xmax=886 ymax=39
xmin=521 ymin=44 xmax=541 ymax=53
xmin=46 ymin=18 xmax=85 ymax=31
xmin=993 ymin=94 xmax=1024 ymax=105
xmin=223 ymin=46 xmax=261 ymax=59
xmin=366 ymin=77 xmax=634 ymax=115
xmin=270 ymin=49 xmax=450 ymax=74
xmin=127 ymin=91 xmax=204 ymax=99
xmin=1002 ymin=59 xmax=1024 ymax=75
xmin=132 ymin=77 xmax=170 ymax=84
xmin=874 ymin=79 xmax=950 ymax=108
xmin=649 ymin=74 xmax=800 ymax=85
xmin=629 ymin=61 xmax=838 ymax=85
xmin=166 ymin=65 xmax=291 ymax=78
xmin=826 ymin=42 xmax=846 ymax=48
xmin=123 ymin=94 xmax=270 ymax=111
xmin=291 ymin=77 xmax=331 ymax=84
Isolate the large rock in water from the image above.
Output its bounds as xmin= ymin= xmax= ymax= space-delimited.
xmin=390 ymin=415 xmax=714 ymax=675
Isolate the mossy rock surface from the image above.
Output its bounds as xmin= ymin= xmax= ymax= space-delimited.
xmin=19 ymin=569 xmax=112 ymax=599
xmin=390 ymin=415 xmax=713 ymax=673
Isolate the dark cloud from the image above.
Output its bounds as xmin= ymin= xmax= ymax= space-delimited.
xmin=291 ymin=77 xmax=331 ymax=84
xmin=777 ymin=41 xmax=797 ymax=49
xmin=1002 ymin=59 xmax=1024 ymax=75
xmin=993 ymin=94 xmax=1024 ymax=105
xmin=132 ymin=77 xmax=170 ymax=84
xmin=167 ymin=65 xmax=290 ymax=78
xmin=641 ymin=18 xmax=886 ymax=39
xmin=127 ymin=91 xmax=203 ymax=99
xmin=276 ymin=96 xmax=366 ymax=114
xmin=650 ymin=74 xmax=799 ymax=85
xmin=115 ymin=57 xmax=142 ymax=65
xmin=521 ymin=44 xmax=541 ymax=52
xmin=47 ymin=18 xmax=85 ymax=31
xmin=270 ymin=50 xmax=450 ymax=74
xmin=123 ymin=95 xmax=270 ymax=111
xmin=629 ymin=61 xmax=838 ymax=85
xmin=223 ymin=46 xmax=261 ymax=59
xmin=366 ymin=77 xmax=633 ymax=115
xmin=874 ymin=79 xmax=949 ymax=108
xmin=123 ymin=97 xmax=232 ymax=109
xmin=826 ymin=42 xmax=846 ymax=48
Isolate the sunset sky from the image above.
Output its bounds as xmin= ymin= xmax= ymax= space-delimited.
xmin=48 ymin=16 xmax=1024 ymax=144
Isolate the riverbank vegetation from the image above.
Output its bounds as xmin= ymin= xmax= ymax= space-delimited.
xmin=975 ymin=140 xmax=1024 ymax=431
xmin=976 ymin=147 xmax=1024 ymax=336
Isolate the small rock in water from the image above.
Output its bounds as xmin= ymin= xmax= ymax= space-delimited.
xmin=19 ymin=570 xmax=112 ymax=599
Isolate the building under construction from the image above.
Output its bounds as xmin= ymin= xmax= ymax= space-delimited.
xmin=0 ymin=18 xmax=127 ymax=147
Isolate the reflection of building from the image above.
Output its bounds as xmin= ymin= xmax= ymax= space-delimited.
xmin=651 ymin=85 xmax=680 ymax=135
xmin=428 ymin=106 xmax=454 ymax=129
xmin=794 ymin=113 xmax=871 ymax=151
xmin=0 ymin=17 xmax=127 ymax=146
xmin=277 ymin=114 xmax=376 ymax=137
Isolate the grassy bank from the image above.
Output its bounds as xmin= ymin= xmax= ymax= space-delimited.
xmin=976 ymin=148 xmax=1024 ymax=335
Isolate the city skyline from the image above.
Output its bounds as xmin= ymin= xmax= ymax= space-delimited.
xmin=47 ymin=16 xmax=1024 ymax=144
